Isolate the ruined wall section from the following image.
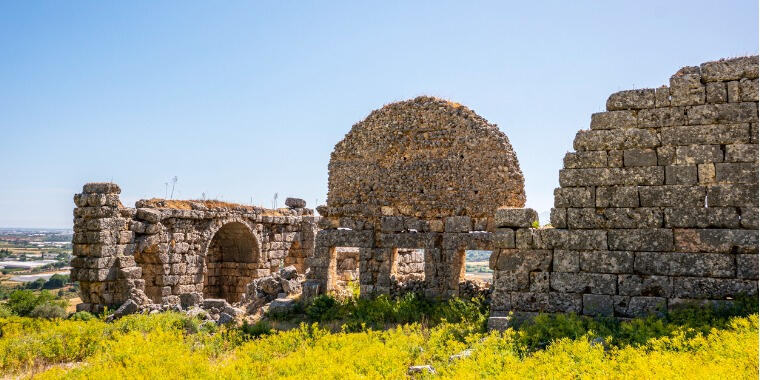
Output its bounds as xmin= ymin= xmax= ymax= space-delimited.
xmin=490 ymin=56 xmax=759 ymax=325
xmin=72 ymin=186 xmax=317 ymax=312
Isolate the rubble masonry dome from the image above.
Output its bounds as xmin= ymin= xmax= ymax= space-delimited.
xmin=326 ymin=96 xmax=526 ymax=220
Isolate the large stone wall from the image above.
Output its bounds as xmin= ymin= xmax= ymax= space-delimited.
xmin=489 ymin=56 xmax=759 ymax=326
xmin=71 ymin=184 xmax=317 ymax=312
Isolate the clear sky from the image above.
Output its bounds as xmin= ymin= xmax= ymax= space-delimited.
xmin=0 ymin=1 xmax=757 ymax=228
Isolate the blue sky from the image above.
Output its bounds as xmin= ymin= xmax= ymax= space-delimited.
xmin=0 ymin=1 xmax=757 ymax=228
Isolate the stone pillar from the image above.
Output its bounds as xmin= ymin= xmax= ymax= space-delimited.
xmin=71 ymin=183 xmax=141 ymax=312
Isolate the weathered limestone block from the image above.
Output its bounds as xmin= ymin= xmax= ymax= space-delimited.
xmin=740 ymin=207 xmax=759 ymax=229
xmin=638 ymin=185 xmax=706 ymax=207
xmin=623 ymin=149 xmax=657 ymax=167
xmin=606 ymin=89 xmax=655 ymax=111
xmin=590 ymin=110 xmax=637 ymax=129
xmin=563 ymin=151 xmax=607 ymax=168
xmin=550 ymin=272 xmax=616 ymax=294
xmin=687 ymin=103 xmax=758 ymax=125
xmin=663 ymin=207 xmax=741 ymax=228
xmin=567 ymin=208 xmax=662 ymax=229
xmin=573 ymin=129 xmax=659 ymax=151
xmin=552 ymin=250 xmax=579 ymax=272
xmin=510 ymin=292 xmax=582 ymax=313
xmin=615 ymin=296 xmax=666 ymax=317
xmin=670 ymin=68 xmax=705 ymax=106
xmin=739 ymin=78 xmax=759 ymax=102
xmin=494 ymin=208 xmax=538 ymax=228
xmin=634 ymin=252 xmax=735 ymax=278
xmin=638 ymin=107 xmax=686 ymax=127
xmin=715 ymin=163 xmax=758 ymax=183
xmin=705 ymin=82 xmax=728 ymax=104
xmin=559 ymin=167 xmax=664 ymax=187
xmin=674 ymin=229 xmax=758 ymax=253
xmin=660 ymin=124 xmax=751 ymax=145
xmin=675 ymin=145 xmax=723 ymax=164
xmin=549 ymin=208 xmax=566 ymax=228
xmin=608 ymin=229 xmax=674 ymax=251
xmin=444 ymin=216 xmax=472 ymax=233
xmin=665 ymin=165 xmax=698 ymax=185
xmin=595 ymin=186 xmax=638 ymax=207
xmin=673 ymin=277 xmax=758 ymax=299
xmin=700 ymin=56 xmax=759 ymax=82
xmin=725 ymin=144 xmax=758 ymax=162
xmin=618 ymin=275 xmax=672 ymax=297
xmin=655 ymin=86 xmax=670 ymax=108
xmin=541 ymin=229 xmax=608 ymax=250
xmin=706 ymin=184 xmax=758 ymax=207
xmin=554 ymin=187 xmax=595 ymax=207
xmin=579 ymin=251 xmax=633 ymax=273
xmin=285 ymin=197 xmax=306 ymax=208
xmin=492 ymin=249 xmax=551 ymax=272
xmin=583 ymin=294 xmax=613 ymax=316
xmin=737 ymin=254 xmax=759 ymax=279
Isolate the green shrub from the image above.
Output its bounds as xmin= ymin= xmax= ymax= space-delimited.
xmin=5 ymin=290 xmax=66 ymax=317
xmin=69 ymin=311 xmax=95 ymax=321
xmin=240 ymin=320 xmax=272 ymax=339
xmin=29 ymin=303 xmax=67 ymax=319
xmin=305 ymin=295 xmax=340 ymax=322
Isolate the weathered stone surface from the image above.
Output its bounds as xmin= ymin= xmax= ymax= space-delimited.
xmin=590 ymin=110 xmax=637 ymax=129
xmin=663 ymin=207 xmax=740 ymax=228
xmin=618 ymin=275 xmax=672 ymax=297
xmin=700 ymin=56 xmax=759 ymax=82
xmin=638 ymin=185 xmax=705 ymax=207
xmin=595 ymin=186 xmax=638 ymax=207
xmin=567 ymin=208 xmax=662 ymax=229
xmin=559 ymin=167 xmax=664 ymax=186
xmin=673 ymin=277 xmax=758 ymax=299
xmin=444 ymin=216 xmax=472 ymax=233
xmin=327 ymin=96 xmax=525 ymax=221
xmin=606 ymin=89 xmax=656 ymax=111
xmin=674 ymin=229 xmax=758 ymax=253
xmin=725 ymin=144 xmax=758 ymax=162
xmin=737 ymin=254 xmax=759 ymax=279
xmin=550 ymin=272 xmax=616 ymax=294
xmin=608 ymin=229 xmax=674 ymax=251
xmin=573 ymin=129 xmax=659 ymax=151
xmin=623 ymin=149 xmax=657 ymax=167
xmin=665 ymin=165 xmax=698 ymax=185
xmin=687 ymin=102 xmax=758 ymax=125
xmin=661 ymin=124 xmax=751 ymax=145
xmin=554 ymin=187 xmax=595 ymax=207
xmin=553 ymin=250 xmax=579 ymax=272
xmin=285 ymin=198 xmax=306 ymax=208
xmin=583 ymin=294 xmax=613 ymax=316
xmin=579 ymin=251 xmax=633 ymax=273
xmin=541 ymin=229 xmax=608 ymax=250
xmin=706 ymin=184 xmax=758 ymax=207
xmin=493 ymin=250 xmax=551 ymax=272
xmin=638 ymin=107 xmax=685 ymax=127
xmin=715 ymin=163 xmax=758 ymax=183
xmin=494 ymin=208 xmax=538 ymax=228
xmin=563 ymin=151 xmax=607 ymax=168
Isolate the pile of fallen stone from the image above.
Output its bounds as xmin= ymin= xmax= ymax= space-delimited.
xmin=107 ymin=266 xmax=305 ymax=324
xmin=238 ymin=265 xmax=304 ymax=314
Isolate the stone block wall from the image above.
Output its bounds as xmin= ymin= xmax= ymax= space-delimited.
xmin=490 ymin=56 xmax=759 ymax=323
xmin=71 ymin=184 xmax=317 ymax=312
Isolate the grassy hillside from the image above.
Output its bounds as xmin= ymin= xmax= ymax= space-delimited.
xmin=0 ymin=294 xmax=757 ymax=379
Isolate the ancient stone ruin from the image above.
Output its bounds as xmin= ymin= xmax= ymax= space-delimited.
xmin=71 ymin=188 xmax=317 ymax=313
xmin=72 ymin=56 xmax=758 ymax=323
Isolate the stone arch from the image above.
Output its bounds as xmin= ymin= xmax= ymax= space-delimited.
xmin=201 ymin=220 xmax=261 ymax=303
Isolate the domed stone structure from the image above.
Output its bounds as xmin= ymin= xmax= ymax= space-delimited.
xmin=325 ymin=96 xmax=525 ymax=221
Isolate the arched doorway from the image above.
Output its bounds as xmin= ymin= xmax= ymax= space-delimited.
xmin=203 ymin=222 xmax=259 ymax=303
